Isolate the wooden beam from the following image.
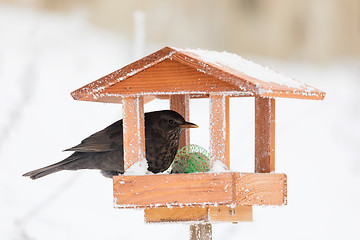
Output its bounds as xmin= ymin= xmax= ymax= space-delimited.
xmin=96 ymin=59 xmax=242 ymax=100
xmin=255 ymin=97 xmax=275 ymax=173
xmin=144 ymin=206 xmax=208 ymax=223
xmin=113 ymin=172 xmax=287 ymax=208
xmin=209 ymin=94 xmax=230 ymax=168
xmin=208 ymin=205 xmax=252 ymax=222
xmin=122 ymin=96 xmax=145 ymax=170
xmin=114 ymin=172 xmax=233 ymax=207
xmin=170 ymin=94 xmax=190 ymax=148
xmin=225 ymin=96 xmax=230 ymax=168
xmin=190 ymin=223 xmax=212 ymax=240
xmin=144 ymin=205 xmax=253 ymax=223
xmin=235 ymin=172 xmax=286 ymax=206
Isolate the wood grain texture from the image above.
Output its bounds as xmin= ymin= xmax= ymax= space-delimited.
xmin=114 ymin=172 xmax=233 ymax=208
xmin=102 ymin=59 xmax=242 ymax=96
xmin=225 ymin=96 xmax=230 ymax=168
xmin=122 ymin=96 xmax=145 ymax=170
xmin=144 ymin=206 xmax=209 ymax=223
xmin=113 ymin=172 xmax=287 ymax=208
xmin=190 ymin=223 xmax=212 ymax=240
xmin=235 ymin=173 xmax=287 ymax=206
xmin=71 ymin=47 xmax=177 ymax=102
xmin=144 ymin=205 xmax=253 ymax=223
xmin=71 ymin=46 xmax=325 ymax=103
xmin=255 ymin=97 xmax=275 ymax=173
xmin=209 ymin=95 xmax=230 ymax=168
xmin=170 ymin=94 xmax=190 ymax=148
xmin=208 ymin=205 xmax=252 ymax=222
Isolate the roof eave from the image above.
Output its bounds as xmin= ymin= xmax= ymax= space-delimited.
xmin=71 ymin=46 xmax=177 ymax=101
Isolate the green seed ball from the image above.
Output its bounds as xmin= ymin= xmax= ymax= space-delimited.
xmin=171 ymin=144 xmax=210 ymax=174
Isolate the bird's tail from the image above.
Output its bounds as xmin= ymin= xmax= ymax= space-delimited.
xmin=23 ymin=154 xmax=81 ymax=180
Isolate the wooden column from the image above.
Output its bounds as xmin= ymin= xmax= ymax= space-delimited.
xmin=255 ymin=97 xmax=275 ymax=173
xmin=209 ymin=94 xmax=230 ymax=168
xmin=190 ymin=223 xmax=212 ymax=240
xmin=122 ymin=96 xmax=145 ymax=170
xmin=170 ymin=94 xmax=190 ymax=148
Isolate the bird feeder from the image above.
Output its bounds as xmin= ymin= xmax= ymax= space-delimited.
xmin=71 ymin=47 xmax=325 ymax=239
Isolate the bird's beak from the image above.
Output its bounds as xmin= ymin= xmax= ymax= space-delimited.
xmin=180 ymin=122 xmax=198 ymax=128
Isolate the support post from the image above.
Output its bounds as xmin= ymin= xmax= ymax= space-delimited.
xmin=171 ymin=95 xmax=211 ymax=240
xmin=206 ymin=95 xmax=234 ymax=237
xmin=170 ymin=94 xmax=190 ymax=148
xmin=255 ymin=97 xmax=275 ymax=173
xmin=190 ymin=223 xmax=212 ymax=240
xmin=209 ymin=94 xmax=230 ymax=168
xmin=122 ymin=96 xmax=145 ymax=170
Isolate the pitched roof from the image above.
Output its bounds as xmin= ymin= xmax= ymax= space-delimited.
xmin=71 ymin=46 xmax=325 ymax=103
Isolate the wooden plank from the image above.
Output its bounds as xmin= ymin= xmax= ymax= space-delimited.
xmin=208 ymin=205 xmax=252 ymax=222
xmin=225 ymin=96 xmax=230 ymax=168
xmin=144 ymin=205 xmax=253 ymax=223
xmin=144 ymin=95 xmax=156 ymax=104
xmin=209 ymin=94 xmax=230 ymax=168
xmin=170 ymin=94 xmax=190 ymax=148
xmin=144 ymin=206 xmax=209 ymax=223
xmin=102 ymin=59 xmax=241 ymax=96
xmin=260 ymin=89 xmax=326 ymax=100
xmin=235 ymin=173 xmax=287 ymax=206
xmin=190 ymin=223 xmax=212 ymax=240
xmin=113 ymin=172 xmax=287 ymax=208
xmin=138 ymin=96 xmax=145 ymax=161
xmin=113 ymin=172 xmax=233 ymax=208
xmin=157 ymin=94 xmax=263 ymax=100
xmin=122 ymin=96 xmax=145 ymax=170
xmin=255 ymin=97 xmax=275 ymax=173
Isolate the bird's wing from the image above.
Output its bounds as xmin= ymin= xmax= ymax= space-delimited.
xmin=64 ymin=120 xmax=123 ymax=152
xmin=64 ymin=142 xmax=114 ymax=152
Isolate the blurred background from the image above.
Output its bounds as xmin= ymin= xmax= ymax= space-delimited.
xmin=3 ymin=0 xmax=360 ymax=60
xmin=1 ymin=0 xmax=359 ymax=240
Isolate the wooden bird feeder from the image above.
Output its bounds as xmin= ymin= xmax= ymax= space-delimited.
xmin=71 ymin=47 xmax=325 ymax=239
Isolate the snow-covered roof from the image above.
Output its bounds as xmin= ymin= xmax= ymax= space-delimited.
xmin=71 ymin=46 xmax=325 ymax=103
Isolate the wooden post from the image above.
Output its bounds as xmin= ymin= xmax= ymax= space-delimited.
xmin=122 ymin=96 xmax=145 ymax=170
xmin=170 ymin=94 xmax=190 ymax=148
xmin=190 ymin=223 xmax=212 ymax=240
xmin=255 ymin=97 xmax=275 ymax=173
xmin=203 ymin=94 xmax=229 ymax=240
xmin=209 ymin=94 xmax=230 ymax=168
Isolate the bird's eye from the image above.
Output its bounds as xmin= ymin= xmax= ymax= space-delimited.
xmin=168 ymin=119 xmax=174 ymax=124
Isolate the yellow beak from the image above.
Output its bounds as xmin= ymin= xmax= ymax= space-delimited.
xmin=180 ymin=122 xmax=198 ymax=128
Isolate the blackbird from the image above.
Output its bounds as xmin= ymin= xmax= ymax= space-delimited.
xmin=23 ymin=110 xmax=197 ymax=179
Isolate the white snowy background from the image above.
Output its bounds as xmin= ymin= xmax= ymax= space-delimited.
xmin=1 ymin=4 xmax=360 ymax=240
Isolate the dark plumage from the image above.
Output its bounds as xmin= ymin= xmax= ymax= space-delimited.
xmin=23 ymin=110 xmax=197 ymax=179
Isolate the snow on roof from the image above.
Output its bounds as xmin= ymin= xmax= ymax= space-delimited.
xmin=180 ymin=48 xmax=305 ymax=89
xmin=176 ymin=47 xmax=325 ymax=99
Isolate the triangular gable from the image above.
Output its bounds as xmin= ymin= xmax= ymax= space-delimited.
xmin=71 ymin=47 xmax=325 ymax=103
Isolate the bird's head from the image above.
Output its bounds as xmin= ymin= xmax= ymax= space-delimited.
xmin=145 ymin=110 xmax=198 ymax=136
